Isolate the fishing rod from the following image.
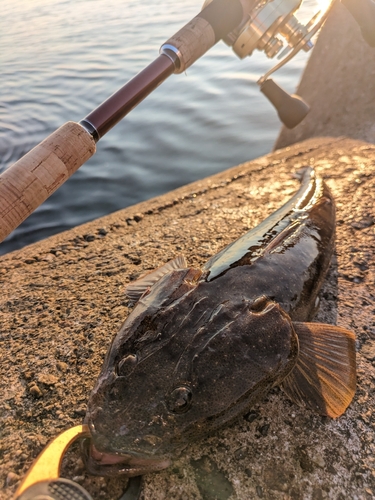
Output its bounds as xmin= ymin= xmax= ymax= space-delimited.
xmin=0 ymin=0 xmax=373 ymax=246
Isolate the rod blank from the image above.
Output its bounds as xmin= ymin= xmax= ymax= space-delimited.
xmin=81 ymin=55 xmax=175 ymax=140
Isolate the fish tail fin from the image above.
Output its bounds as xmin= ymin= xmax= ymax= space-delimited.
xmin=281 ymin=322 xmax=356 ymax=418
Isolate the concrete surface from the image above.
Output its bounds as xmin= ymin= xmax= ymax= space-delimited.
xmin=274 ymin=1 xmax=375 ymax=150
xmin=1 ymin=136 xmax=374 ymax=499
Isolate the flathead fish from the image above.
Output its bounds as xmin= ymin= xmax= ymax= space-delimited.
xmin=84 ymin=168 xmax=356 ymax=477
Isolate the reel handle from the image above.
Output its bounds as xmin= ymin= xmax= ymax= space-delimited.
xmin=260 ymin=79 xmax=310 ymax=129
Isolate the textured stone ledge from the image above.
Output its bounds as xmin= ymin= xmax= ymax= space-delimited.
xmin=1 ymin=137 xmax=374 ymax=500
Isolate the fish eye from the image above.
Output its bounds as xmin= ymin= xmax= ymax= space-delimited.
xmin=117 ymin=354 xmax=138 ymax=376
xmin=250 ymin=295 xmax=269 ymax=313
xmin=167 ymin=386 xmax=192 ymax=414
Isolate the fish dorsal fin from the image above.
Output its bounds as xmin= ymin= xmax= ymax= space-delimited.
xmin=125 ymin=255 xmax=188 ymax=301
xmin=281 ymin=322 xmax=356 ymax=418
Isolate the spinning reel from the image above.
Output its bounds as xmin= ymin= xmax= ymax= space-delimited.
xmin=202 ymin=0 xmax=334 ymax=128
xmin=201 ymin=0 xmax=375 ymax=128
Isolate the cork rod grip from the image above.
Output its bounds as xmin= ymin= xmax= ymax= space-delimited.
xmin=162 ymin=0 xmax=243 ymax=74
xmin=0 ymin=121 xmax=96 ymax=243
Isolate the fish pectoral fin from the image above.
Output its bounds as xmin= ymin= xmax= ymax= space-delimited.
xmin=125 ymin=255 xmax=188 ymax=301
xmin=281 ymin=322 xmax=356 ymax=418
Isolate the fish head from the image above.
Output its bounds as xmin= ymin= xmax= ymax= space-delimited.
xmin=84 ymin=276 xmax=298 ymax=476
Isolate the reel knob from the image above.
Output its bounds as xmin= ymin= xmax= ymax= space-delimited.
xmin=260 ymin=79 xmax=310 ymax=129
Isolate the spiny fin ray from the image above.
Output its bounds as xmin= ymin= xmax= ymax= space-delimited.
xmin=125 ymin=255 xmax=188 ymax=302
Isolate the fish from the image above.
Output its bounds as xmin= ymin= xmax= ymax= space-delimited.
xmin=83 ymin=167 xmax=356 ymax=477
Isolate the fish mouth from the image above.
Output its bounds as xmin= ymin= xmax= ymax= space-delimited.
xmin=82 ymin=439 xmax=171 ymax=477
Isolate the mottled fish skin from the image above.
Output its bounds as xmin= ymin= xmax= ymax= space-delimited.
xmin=83 ymin=168 xmax=345 ymax=477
